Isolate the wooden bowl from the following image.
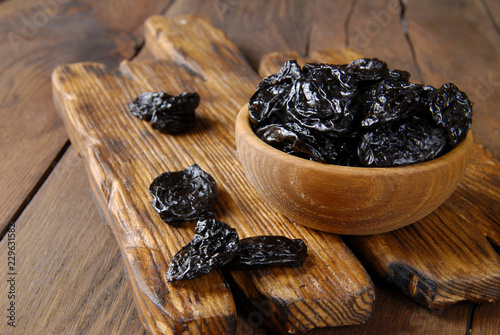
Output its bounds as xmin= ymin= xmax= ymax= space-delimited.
xmin=235 ymin=105 xmax=473 ymax=235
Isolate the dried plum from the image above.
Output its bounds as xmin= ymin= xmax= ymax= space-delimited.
xmin=285 ymin=78 xmax=360 ymax=138
xmin=429 ymin=83 xmax=473 ymax=146
xmin=388 ymin=69 xmax=411 ymax=82
xmin=128 ymin=91 xmax=168 ymax=121
xmin=256 ymin=122 xmax=323 ymax=161
xmin=358 ymin=116 xmax=447 ymax=167
xmin=227 ymin=236 xmax=308 ymax=270
xmin=249 ymin=60 xmax=301 ymax=127
xmin=346 ymin=58 xmax=389 ymax=84
xmin=249 ymin=58 xmax=473 ymax=167
xmin=166 ymin=219 xmax=309 ymax=282
xmin=129 ymin=91 xmax=200 ymax=134
xmin=149 ymin=164 xmax=218 ymax=225
xmin=360 ymin=82 xmax=434 ymax=128
xmin=167 ymin=218 xmax=239 ymax=282
xmin=303 ymin=63 xmax=357 ymax=93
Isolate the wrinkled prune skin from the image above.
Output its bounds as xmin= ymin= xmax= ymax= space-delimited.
xmin=388 ymin=69 xmax=411 ymax=82
xmin=358 ymin=116 xmax=447 ymax=167
xmin=249 ymin=58 xmax=473 ymax=167
xmin=227 ymin=236 xmax=308 ymax=270
xmin=286 ymin=78 xmax=360 ymax=138
xmin=249 ymin=60 xmax=301 ymax=126
xmin=346 ymin=58 xmax=389 ymax=85
xmin=361 ymin=82 xmax=435 ymax=128
xmin=167 ymin=219 xmax=239 ymax=282
xmin=429 ymin=83 xmax=473 ymax=146
xmin=129 ymin=91 xmax=200 ymax=134
xmin=128 ymin=91 xmax=168 ymax=120
xmin=149 ymin=164 xmax=218 ymax=226
xmin=288 ymin=63 xmax=361 ymax=138
xmin=256 ymin=122 xmax=324 ymax=161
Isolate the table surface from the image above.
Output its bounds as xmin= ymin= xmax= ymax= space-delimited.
xmin=1 ymin=0 xmax=499 ymax=334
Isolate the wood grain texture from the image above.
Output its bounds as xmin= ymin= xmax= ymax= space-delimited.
xmin=52 ymin=15 xmax=375 ymax=334
xmin=53 ymin=62 xmax=238 ymax=335
xmin=260 ymin=50 xmax=500 ymax=308
xmin=310 ymin=0 xmax=421 ymax=82
xmin=0 ymin=0 xmax=173 ymax=233
xmin=483 ymin=0 xmax=500 ymax=32
xmin=0 ymin=147 xmax=146 ymax=335
xmin=347 ymin=206 xmax=500 ymax=309
xmin=135 ymin=15 xmax=375 ymax=331
xmin=310 ymin=282 xmax=471 ymax=335
xmin=405 ymin=0 xmax=500 ymax=160
xmin=471 ymin=299 xmax=500 ymax=335
xmin=446 ymin=143 xmax=500 ymax=249
xmin=165 ymin=0 xmax=316 ymax=69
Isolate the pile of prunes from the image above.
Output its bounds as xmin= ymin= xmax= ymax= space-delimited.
xmin=249 ymin=58 xmax=473 ymax=167
xmin=149 ymin=164 xmax=308 ymax=283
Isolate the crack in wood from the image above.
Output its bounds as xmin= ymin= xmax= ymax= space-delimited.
xmin=465 ymin=303 xmax=477 ymax=335
xmin=479 ymin=0 xmax=500 ymax=38
xmin=0 ymin=140 xmax=71 ymax=242
xmin=160 ymin=0 xmax=177 ymax=15
xmin=344 ymin=0 xmax=357 ymax=47
xmin=399 ymin=0 xmax=423 ymax=81
xmin=127 ymin=0 xmax=177 ymax=62
xmin=128 ymin=39 xmax=146 ymax=61
xmin=304 ymin=0 xmax=318 ymax=57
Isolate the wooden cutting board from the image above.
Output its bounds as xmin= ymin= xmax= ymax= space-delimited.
xmin=259 ymin=50 xmax=500 ymax=309
xmin=51 ymin=15 xmax=375 ymax=334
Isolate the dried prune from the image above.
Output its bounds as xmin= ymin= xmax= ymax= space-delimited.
xmin=256 ymin=122 xmax=325 ymax=161
xmin=360 ymin=82 xmax=434 ymax=128
xmin=128 ymin=91 xmax=200 ymax=134
xmin=346 ymin=58 xmax=389 ymax=84
xmin=285 ymin=78 xmax=360 ymax=138
xmin=302 ymin=63 xmax=357 ymax=93
xmin=149 ymin=164 xmax=218 ymax=226
xmin=128 ymin=91 xmax=168 ymax=121
xmin=227 ymin=236 xmax=308 ymax=270
xmin=166 ymin=220 xmax=309 ymax=282
xmin=249 ymin=58 xmax=473 ymax=167
xmin=249 ymin=60 xmax=301 ymax=127
xmin=167 ymin=218 xmax=239 ymax=282
xmin=388 ymin=69 xmax=411 ymax=82
xmin=358 ymin=116 xmax=447 ymax=167
xmin=429 ymin=83 xmax=473 ymax=146
xmin=258 ymin=59 xmax=302 ymax=88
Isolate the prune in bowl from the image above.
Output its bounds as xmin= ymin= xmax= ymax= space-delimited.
xmin=235 ymin=104 xmax=473 ymax=235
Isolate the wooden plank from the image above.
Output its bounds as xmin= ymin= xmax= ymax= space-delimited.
xmin=53 ymin=62 xmax=238 ymax=335
xmin=406 ymin=0 xmax=500 ymax=160
xmin=0 ymin=0 xmax=173 ymax=233
xmin=52 ymin=15 xmax=375 ymax=334
xmin=260 ymin=50 xmax=500 ymax=309
xmin=483 ymin=0 xmax=500 ymax=31
xmin=133 ymin=15 xmax=375 ymax=332
xmin=0 ymin=147 xmax=145 ymax=335
xmin=471 ymin=299 xmax=500 ymax=335
xmin=311 ymin=282 xmax=471 ymax=335
xmin=446 ymin=143 xmax=500 ymax=248
xmin=309 ymin=0 xmax=421 ymax=82
xmin=165 ymin=0 xmax=316 ymax=68
xmin=347 ymin=203 xmax=500 ymax=309
xmin=308 ymin=0 xmax=352 ymax=52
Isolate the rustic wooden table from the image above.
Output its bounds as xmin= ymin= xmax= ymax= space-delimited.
xmin=1 ymin=1 xmax=499 ymax=334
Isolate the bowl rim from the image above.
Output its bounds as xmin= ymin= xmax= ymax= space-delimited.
xmin=236 ymin=104 xmax=473 ymax=176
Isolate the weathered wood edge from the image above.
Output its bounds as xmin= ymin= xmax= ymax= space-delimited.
xmin=121 ymin=14 xmax=376 ymax=333
xmin=51 ymin=63 xmax=238 ymax=335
